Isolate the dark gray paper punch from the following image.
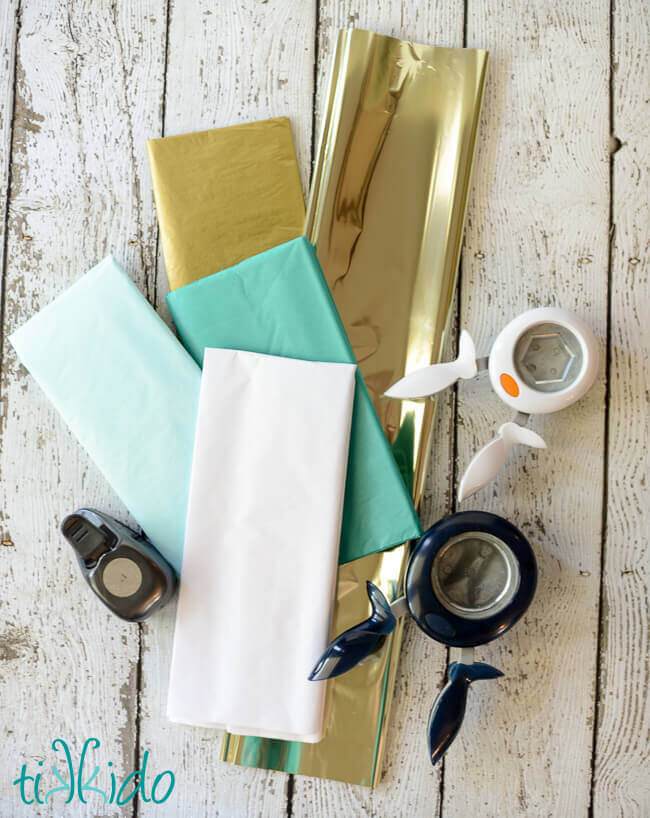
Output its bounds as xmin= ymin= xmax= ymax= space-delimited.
xmin=61 ymin=508 xmax=176 ymax=622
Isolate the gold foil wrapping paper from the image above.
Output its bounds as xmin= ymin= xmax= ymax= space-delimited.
xmin=147 ymin=117 xmax=305 ymax=291
xmin=222 ymin=30 xmax=487 ymax=785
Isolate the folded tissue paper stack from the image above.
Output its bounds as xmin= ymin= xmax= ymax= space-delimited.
xmin=10 ymin=28 xmax=487 ymax=786
xmin=169 ymin=348 xmax=356 ymax=742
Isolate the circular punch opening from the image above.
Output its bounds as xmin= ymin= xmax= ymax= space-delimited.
xmin=430 ymin=531 xmax=520 ymax=621
xmin=101 ymin=556 xmax=143 ymax=598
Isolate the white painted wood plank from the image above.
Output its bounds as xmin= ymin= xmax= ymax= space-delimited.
xmin=292 ymin=5 xmax=464 ymax=817
xmin=0 ymin=1 xmax=167 ymax=816
xmin=592 ymin=1 xmax=650 ymax=814
xmin=447 ymin=2 xmax=610 ymax=816
xmin=137 ymin=3 xmax=316 ymax=816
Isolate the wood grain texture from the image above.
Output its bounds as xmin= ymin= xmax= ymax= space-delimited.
xmin=292 ymin=4 xmax=464 ymax=817
xmin=592 ymin=0 xmax=650 ymax=814
xmin=136 ymin=3 xmax=316 ymax=816
xmin=0 ymin=1 xmax=166 ymax=816
xmin=448 ymin=1 xmax=610 ymax=816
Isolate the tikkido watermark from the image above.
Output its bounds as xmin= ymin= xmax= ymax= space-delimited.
xmin=12 ymin=738 xmax=175 ymax=807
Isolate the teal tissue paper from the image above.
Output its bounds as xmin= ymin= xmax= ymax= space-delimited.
xmin=10 ymin=255 xmax=201 ymax=573
xmin=167 ymin=237 xmax=422 ymax=564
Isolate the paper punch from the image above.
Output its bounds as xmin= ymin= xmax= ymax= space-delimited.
xmin=385 ymin=307 xmax=600 ymax=500
xmin=61 ymin=509 xmax=176 ymax=622
xmin=309 ymin=511 xmax=537 ymax=765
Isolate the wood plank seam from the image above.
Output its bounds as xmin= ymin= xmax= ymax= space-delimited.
xmin=591 ymin=0 xmax=648 ymax=810
xmin=133 ymin=625 xmax=144 ymax=818
xmin=439 ymin=3 xmax=468 ymax=812
xmin=0 ymin=0 xmax=20 ymax=412
xmin=151 ymin=0 xmax=172 ymax=313
xmin=110 ymin=1 xmax=149 ymax=303
xmin=308 ymin=0 xmax=321 ymax=185
xmin=588 ymin=0 xmax=617 ymax=811
xmin=285 ymin=2 xmax=320 ymax=813
xmin=136 ymin=2 xmax=172 ymax=817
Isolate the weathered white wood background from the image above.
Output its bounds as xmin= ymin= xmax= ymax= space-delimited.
xmin=0 ymin=1 xmax=647 ymax=816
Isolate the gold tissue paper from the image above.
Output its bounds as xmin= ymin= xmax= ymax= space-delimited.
xmin=147 ymin=117 xmax=305 ymax=291
xmin=222 ymin=29 xmax=488 ymax=785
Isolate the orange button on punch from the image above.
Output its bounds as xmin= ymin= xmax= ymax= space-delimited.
xmin=499 ymin=372 xmax=519 ymax=397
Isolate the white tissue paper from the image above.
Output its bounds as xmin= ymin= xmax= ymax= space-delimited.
xmin=168 ymin=348 xmax=356 ymax=742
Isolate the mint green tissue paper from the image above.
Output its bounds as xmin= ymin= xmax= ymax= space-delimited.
xmin=10 ymin=255 xmax=201 ymax=572
xmin=167 ymin=237 xmax=422 ymax=564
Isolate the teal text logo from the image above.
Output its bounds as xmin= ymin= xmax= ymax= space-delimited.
xmin=13 ymin=738 xmax=175 ymax=806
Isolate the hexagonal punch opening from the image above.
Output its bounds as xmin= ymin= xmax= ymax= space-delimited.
xmin=513 ymin=322 xmax=583 ymax=393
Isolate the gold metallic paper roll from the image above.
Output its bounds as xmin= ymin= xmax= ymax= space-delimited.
xmin=147 ymin=117 xmax=305 ymax=291
xmin=222 ymin=29 xmax=488 ymax=786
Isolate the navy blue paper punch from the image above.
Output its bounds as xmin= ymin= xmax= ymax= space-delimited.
xmin=310 ymin=510 xmax=537 ymax=765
